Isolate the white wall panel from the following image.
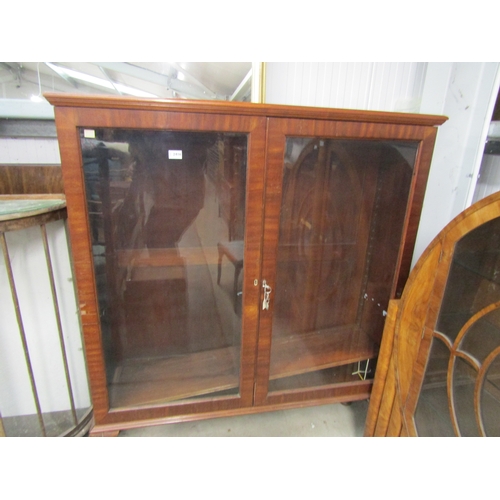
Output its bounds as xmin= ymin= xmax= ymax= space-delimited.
xmin=472 ymin=153 xmax=500 ymax=203
xmin=413 ymin=63 xmax=500 ymax=266
xmin=265 ymin=62 xmax=427 ymax=112
xmin=0 ymin=221 xmax=90 ymax=416
xmin=0 ymin=137 xmax=61 ymax=164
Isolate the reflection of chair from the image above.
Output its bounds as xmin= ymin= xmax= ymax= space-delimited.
xmin=217 ymin=240 xmax=244 ymax=312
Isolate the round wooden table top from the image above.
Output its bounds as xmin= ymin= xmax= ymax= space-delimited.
xmin=0 ymin=195 xmax=66 ymax=230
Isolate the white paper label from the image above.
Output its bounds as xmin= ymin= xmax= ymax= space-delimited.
xmin=83 ymin=129 xmax=96 ymax=139
xmin=168 ymin=150 xmax=183 ymax=160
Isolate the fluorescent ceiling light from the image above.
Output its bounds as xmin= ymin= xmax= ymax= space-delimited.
xmin=45 ymin=62 xmax=157 ymax=98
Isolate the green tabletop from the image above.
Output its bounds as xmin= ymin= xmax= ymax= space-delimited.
xmin=0 ymin=198 xmax=66 ymax=221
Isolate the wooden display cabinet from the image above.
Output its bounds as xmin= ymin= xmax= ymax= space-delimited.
xmin=365 ymin=191 xmax=500 ymax=437
xmin=45 ymin=93 xmax=446 ymax=435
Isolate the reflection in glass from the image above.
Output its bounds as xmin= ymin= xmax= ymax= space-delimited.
xmin=414 ymin=338 xmax=455 ymax=437
xmin=453 ymin=357 xmax=479 ymax=437
xmin=482 ymin=355 xmax=500 ymax=436
xmin=269 ymin=138 xmax=417 ymax=391
xmin=416 ymin=216 xmax=500 ymax=436
xmin=460 ymin=310 xmax=500 ymax=365
xmin=80 ymin=129 xmax=247 ymax=408
xmin=437 ymin=217 xmax=500 ymax=342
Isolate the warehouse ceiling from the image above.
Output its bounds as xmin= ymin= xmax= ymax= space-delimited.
xmin=0 ymin=62 xmax=253 ymax=102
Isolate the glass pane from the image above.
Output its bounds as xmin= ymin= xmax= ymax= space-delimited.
xmin=482 ymin=354 xmax=500 ymax=436
xmin=414 ymin=338 xmax=455 ymax=436
xmin=437 ymin=216 xmax=500 ymax=342
xmin=80 ymin=129 xmax=247 ymax=408
xmin=268 ymin=362 xmax=370 ymax=392
xmin=453 ymin=357 xmax=480 ymax=436
xmin=269 ymin=138 xmax=416 ymax=391
xmin=416 ymin=216 xmax=500 ymax=436
xmin=460 ymin=309 xmax=500 ymax=365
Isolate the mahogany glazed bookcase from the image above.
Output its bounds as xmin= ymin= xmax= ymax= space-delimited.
xmin=45 ymin=93 xmax=446 ymax=436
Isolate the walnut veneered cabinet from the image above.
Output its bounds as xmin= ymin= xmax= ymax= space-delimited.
xmin=365 ymin=191 xmax=500 ymax=437
xmin=45 ymin=93 xmax=446 ymax=436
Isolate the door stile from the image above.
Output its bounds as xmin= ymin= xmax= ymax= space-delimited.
xmin=237 ymin=115 xmax=268 ymax=407
xmin=254 ymin=118 xmax=288 ymax=404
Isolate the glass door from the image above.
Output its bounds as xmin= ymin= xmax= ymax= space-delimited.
xmin=75 ymin=112 xmax=266 ymax=413
xmin=415 ymin=216 xmax=500 ymax=436
xmin=255 ymin=118 xmax=419 ymax=403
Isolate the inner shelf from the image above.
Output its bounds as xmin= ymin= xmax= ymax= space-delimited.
xmin=109 ymin=324 xmax=376 ymax=408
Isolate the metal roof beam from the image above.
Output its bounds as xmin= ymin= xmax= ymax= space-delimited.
xmin=98 ymin=66 xmax=123 ymax=95
xmin=230 ymin=68 xmax=252 ymax=101
xmin=45 ymin=62 xmax=79 ymax=89
xmin=96 ymin=62 xmax=218 ymax=100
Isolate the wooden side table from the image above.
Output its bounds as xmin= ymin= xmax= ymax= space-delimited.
xmin=0 ymin=194 xmax=92 ymax=436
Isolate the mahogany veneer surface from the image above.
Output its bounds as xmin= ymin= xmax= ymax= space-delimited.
xmin=45 ymin=93 xmax=446 ymax=435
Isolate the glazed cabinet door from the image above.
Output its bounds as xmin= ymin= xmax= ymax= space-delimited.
xmin=414 ymin=212 xmax=500 ymax=436
xmin=55 ymin=105 xmax=266 ymax=427
xmin=254 ymin=117 xmax=435 ymax=406
xmin=365 ymin=193 xmax=500 ymax=437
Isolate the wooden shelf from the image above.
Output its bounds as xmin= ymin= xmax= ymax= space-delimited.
xmin=109 ymin=346 xmax=240 ymax=408
xmin=109 ymin=325 xmax=376 ymax=408
xmin=117 ymin=247 xmax=220 ymax=268
xmin=270 ymin=325 xmax=377 ymax=380
xmin=268 ymin=362 xmax=368 ymax=393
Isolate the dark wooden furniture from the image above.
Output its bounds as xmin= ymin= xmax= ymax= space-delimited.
xmin=0 ymin=165 xmax=63 ymax=195
xmin=46 ymin=93 xmax=445 ymax=436
xmin=365 ymin=191 xmax=500 ymax=437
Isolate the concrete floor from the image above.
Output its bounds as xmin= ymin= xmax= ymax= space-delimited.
xmin=118 ymin=399 xmax=369 ymax=437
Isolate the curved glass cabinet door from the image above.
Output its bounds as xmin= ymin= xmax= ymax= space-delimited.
xmin=415 ymin=216 xmax=500 ymax=436
xmin=80 ymin=128 xmax=247 ymax=409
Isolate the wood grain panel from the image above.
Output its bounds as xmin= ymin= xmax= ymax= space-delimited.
xmin=256 ymin=115 xmax=440 ymax=405
xmin=45 ymin=93 xmax=447 ymax=126
xmin=263 ymin=380 xmax=372 ymax=409
xmin=373 ymin=356 xmax=398 ymax=436
xmin=396 ymin=243 xmax=443 ymax=405
xmin=395 ymin=127 xmax=439 ymax=297
xmin=53 ymin=101 xmax=268 ymax=429
xmin=49 ymin=95 xmax=445 ymax=434
xmin=364 ymin=299 xmax=398 ymax=436
xmin=386 ymin=395 xmax=403 ymax=436
xmin=0 ymin=165 xmax=63 ymax=194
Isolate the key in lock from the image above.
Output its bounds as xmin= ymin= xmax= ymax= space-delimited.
xmin=262 ymin=279 xmax=272 ymax=310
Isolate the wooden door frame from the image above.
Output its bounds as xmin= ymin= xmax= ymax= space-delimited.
xmin=53 ymin=104 xmax=267 ymax=430
xmin=255 ymin=117 xmax=440 ymax=407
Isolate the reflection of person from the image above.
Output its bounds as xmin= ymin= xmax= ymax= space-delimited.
xmin=118 ymin=131 xmax=210 ymax=250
